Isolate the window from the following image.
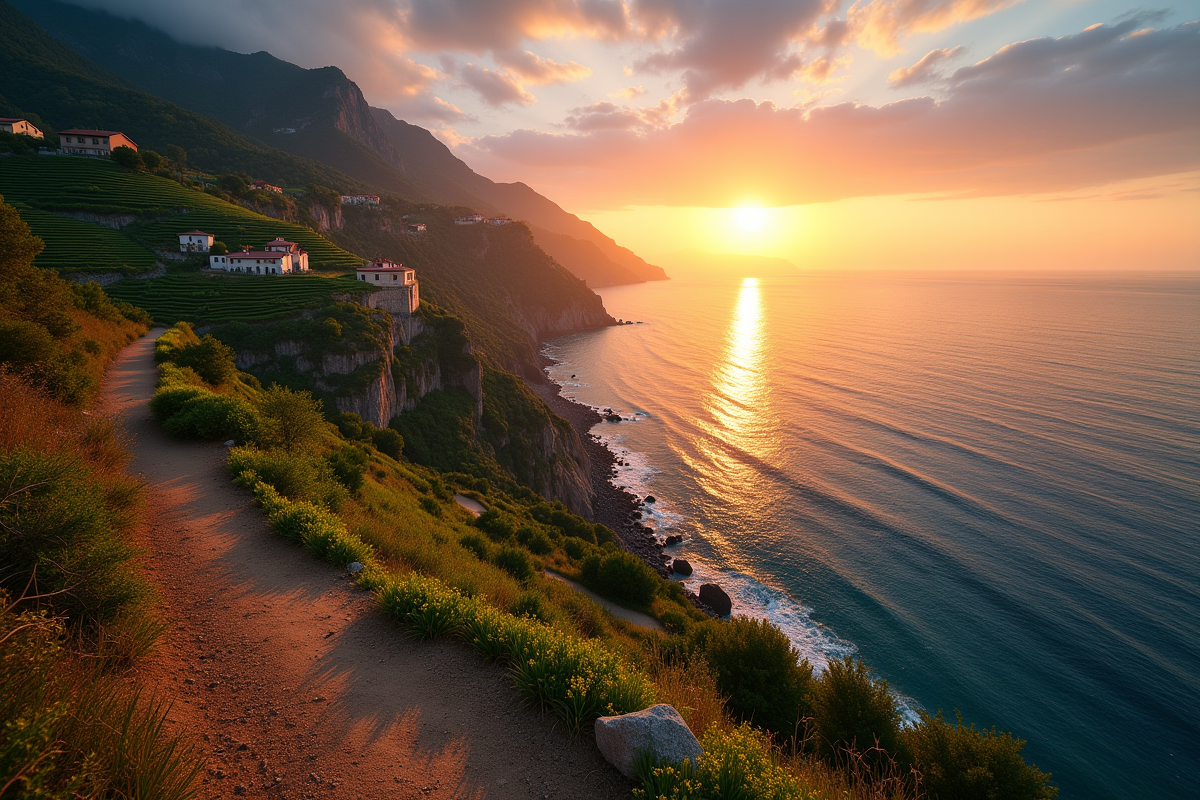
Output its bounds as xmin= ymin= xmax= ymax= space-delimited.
xmin=374 ymin=274 xmax=379 ymax=281
xmin=392 ymin=274 xmax=397 ymax=281
xmin=92 ymin=138 xmax=99 ymax=145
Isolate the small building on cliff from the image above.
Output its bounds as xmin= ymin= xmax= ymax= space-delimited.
xmin=356 ymin=256 xmax=419 ymax=314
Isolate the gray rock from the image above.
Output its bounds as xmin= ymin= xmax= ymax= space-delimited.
xmin=223 ymin=439 xmax=236 ymax=447
xmin=594 ymin=704 xmax=702 ymax=778
xmin=346 ymin=562 xmax=366 ymax=574
xmin=672 ymin=559 xmax=693 ymax=577
xmin=699 ymin=583 xmax=732 ymax=616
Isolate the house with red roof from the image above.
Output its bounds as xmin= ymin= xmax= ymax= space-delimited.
xmin=263 ymin=237 xmax=309 ymax=271
xmin=58 ymin=129 xmax=136 ymax=156
xmin=356 ymin=256 xmax=419 ymax=314
xmin=0 ymin=118 xmax=43 ymax=139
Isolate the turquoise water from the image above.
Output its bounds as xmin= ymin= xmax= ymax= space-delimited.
xmin=543 ymin=273 xmax=1200 ymax=799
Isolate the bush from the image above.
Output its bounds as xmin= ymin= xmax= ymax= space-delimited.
xmin=326 ymin=445 xmax=368 ymax=493
xmin=579 ymin=549 xmax=659 ymax=608
xmin=161 ymin=393 xmax=260 ymax=441
xmin=517 ymin=525 xmax=554 ymax=555
xmin=811 ymin=657 xmax=904 ymax=763
xmin=906 ymin=711 xmax=1058 ymax=800
xmin=475 ymin=508 xmax=517 ymax=542
xmin=459 ymin=533 xmax=490 ymax=560
xmin=703 ymin=616 xmax=812 ymax=743
xmin=171 ymin=334 xmax=237 ymax=385
xmin=634 ymin=723 xmax=800 ymax=800
xmin=493 ymin=545 xmax=535 ymax=582
xmin=229 ymin=447 xmax=348 ymax=509
xmin=250 ymin=482 xmax=372 ymax=568
xmin=371 ymin=427 xmax=404 ymax=459
xmin=148 ymin=384 xmax=209 ymax=422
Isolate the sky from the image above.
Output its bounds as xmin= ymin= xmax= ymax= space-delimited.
xmin=64 ymin=0 xmax=1200 ymax=270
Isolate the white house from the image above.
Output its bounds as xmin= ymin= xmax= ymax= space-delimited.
xmin=263 ymin=237 xmax=309 ymax=271
xmin=58 ymin=129 xmax=137 ymax=156
xmin=486 ymin=216 xmax=512 ymax=226
xmin=209 ymin=248 xmax=295 ymax=275
xmin=356 ymin=256 xmax=419 ymax=313
xmin=454 ymin=213 xmax=484 ymax=225
xmin=178 ymin=230 xmax=214 ymax=253
xmin=407 ymin=223 xmax=426 ymax=233
xmin=252 ymin=179 xmax=283 ymax=194
xmin=0 ymin=118 xmax=43 ymax=139
xmin=341 ymin=194 xmax=380 ymax=206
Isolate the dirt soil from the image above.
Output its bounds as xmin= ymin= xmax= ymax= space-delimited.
xmin=103 ymin=332 xmax=631 ymax=800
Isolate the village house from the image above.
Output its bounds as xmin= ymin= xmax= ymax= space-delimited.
xmin=454 ymin=213 xmax=485 ymax=225
xmin=407 ymin=223 xmax=427 ymax=233
xmin=356 ymin=256 xmax=419 ymax=313
xmin=209 ymin=247 xmax=292 ymax=275
xmin=58 ymin=129 xmax=137 ymax=156
xmin=0 ymin=118 xmax=43 ymax=139
xmin=178 ymin=230 xmax=214 ymax=253
xmin=263 ymin=237 xmax=309 ymax=271
xmin=341 ymin=194 xmax=380 ymax=206
xmin=486 ymin=216 xmax=513 ymax=226
xmin=252 ymin=179 xmax=283 ymax=194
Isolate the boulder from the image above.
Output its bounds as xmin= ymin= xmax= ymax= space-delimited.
xmin=594 ymin=704 xmax=702 ymax=779
xmin=699 ymin=583 xmax=732 ymax=616
xmin=644 ymin=495 xmax=656 ymax=504
xmin=672 ymin=559 xmax=693 ymax=577
xmin=346 ymin=562 xmax=366 ymax=574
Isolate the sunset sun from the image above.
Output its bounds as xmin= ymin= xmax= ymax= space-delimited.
xmin=734 ymin=205 xmax=768 ymax=233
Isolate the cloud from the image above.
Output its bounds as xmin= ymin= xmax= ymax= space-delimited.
xmin=850 ymin=0 xmax=1023 ymax=56
xmin=610 ymin=85 xmax=647 ymax=99
xmin=460 ymin=64 xmax=536 ymax=105
xmin=495 ymin=50 xmax=592 ymax=84
xmin=404 ymin=0 xmax=628 ymax=52
xmin=889 ymin=45 xmax=966 ymax=87
xmin=633 ymin=0 xmax=833 ymax=100
xmin=466 ymin=19 xmax=1200 ymax=207
xmin=563 ymin=90 xmax=685 ymax=132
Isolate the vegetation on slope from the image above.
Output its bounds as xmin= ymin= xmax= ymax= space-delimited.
xmin=152 ymin=321 xmax=1059 ymax=800
xmin=0 ymin=197 xmax=199 ymax=798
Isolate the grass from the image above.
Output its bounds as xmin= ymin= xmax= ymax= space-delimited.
xmin=105 ymin=271 xmax=370 ymax=325
xmin=8 ymin=203 xmax=157 ymax=273
xmin=0 ymin=157 xmax=363 ymax=271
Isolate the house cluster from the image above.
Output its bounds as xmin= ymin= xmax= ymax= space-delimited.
xmin=341 ymin=194 xmax=380 ymax=206
xmin=179 ymin=230 xmax=311 ymax=275
xmin=453 ymin=213 xmax=512 ymax=226
xmin=253 ymin=179 xmax=283 ymax=194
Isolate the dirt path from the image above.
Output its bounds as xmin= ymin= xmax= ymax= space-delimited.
xmin=104 ymin=332 xmax=630 ymax=800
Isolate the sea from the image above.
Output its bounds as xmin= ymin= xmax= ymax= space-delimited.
xmin=542 ymin=272 xmax=1199 ymax=800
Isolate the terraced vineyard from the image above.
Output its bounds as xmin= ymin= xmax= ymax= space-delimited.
xmin=0 ymin=156 xmax=363 ymax=270
xmin=12 ymin=204 xmax=158 ymax=273
xmin=104 ymin=272 xmax=371 ymax=324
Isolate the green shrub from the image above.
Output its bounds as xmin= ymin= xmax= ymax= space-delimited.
xmin=459 ymin=533 xmax=490 ymax=560
xmin=371 ymin=427 xmax=404 ymax=459
xmin=634 ymin=723 xmax=800 ymax=800
xmin=326 ymin=445 xmax=368 ymax=493
xmin=493 ymin=545 xmax=535 ymax=582
xmin=811 ymin=657 xmax=904 ymax=763
xmin=704 ymin=616 xmax=813 ymax=744
xmin=257 ymin=384 xmax=326 ymax=452
xmin=510 ymin=591 xmax=549 ymax=621
xmin=161 ymin=393 xmax=260 ymax=441
xmin=561 ymin=537 xmax=589 ymax=561
xmin=476 ymin=508 xmax=517 ymax=542
xmin=228 ymin=447 xmax=347 ymax=509
xmin=579 ymin=549 xmax=659 ymax=608
xmin=418 ymin=495 xmax=443 ymax=517
xmin=154 ymin=323 xmax=200 ymax=363
xmin=249 ymin=482 xmax=372 ymax=568
xmin=517 ymin=525 xmax=554 ymax=555
xmin=0 ymin=447 xmax=150 ymax=636
xmin=148 ymin=384 xmax=209 ymax=422
xmin=171 ymin=334 xmax=237 ymax=385
xmin=906 ymin=711 xmax=1058 ymax=800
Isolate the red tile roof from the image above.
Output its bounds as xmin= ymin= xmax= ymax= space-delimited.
xmin=58 ymin=129 xmax=124 ymax=136
xmin=229 ymin=251 xmax=286 ymax=259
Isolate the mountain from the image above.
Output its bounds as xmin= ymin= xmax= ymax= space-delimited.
xmin=0 ymin=2 xmax=367 ymax=192
xmin=13 ymin=0 xmax=668 ymax=287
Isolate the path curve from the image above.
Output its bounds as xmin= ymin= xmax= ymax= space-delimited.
xmin=104 ymin=331 xmax=629 ymax=800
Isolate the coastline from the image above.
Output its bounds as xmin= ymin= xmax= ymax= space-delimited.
xmin=527 ymin=370 xmax=669 ymax=573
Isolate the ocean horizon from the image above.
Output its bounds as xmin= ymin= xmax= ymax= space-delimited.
xmin=544 ymin=271 xmax=1199 ymax=800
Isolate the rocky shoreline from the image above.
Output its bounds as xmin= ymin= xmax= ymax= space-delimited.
xmin=527 ymin=376 xmax=670 ymax=574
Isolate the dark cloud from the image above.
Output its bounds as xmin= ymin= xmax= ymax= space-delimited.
xmin=405 ymin=0 xmax=628 ymax=52
xmin=468 ymin=19 xmax=1200 ymax=206
xmin=889 ymin=45 xmax=966 ymax=87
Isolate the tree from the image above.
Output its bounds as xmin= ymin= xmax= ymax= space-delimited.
xmin=258 ymin=385 xmax=325 ymax=452
xmin=110 ymin=145 xmax=142 ymax=170
xmin=218 ymin=173 xmax=248 ymax=196
xmin=140 ymin=149 xmax=164 ymax=170
xmin=164 ymin=144 xmax=187 ymax=168
xmin=704 ymin=616 xmax=813 ymax=743
xmin=810 ymin=657 xmax=904 ymax=763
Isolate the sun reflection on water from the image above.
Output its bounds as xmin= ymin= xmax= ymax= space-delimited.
xmin=688 ymin=277 xmax=777 ymax=540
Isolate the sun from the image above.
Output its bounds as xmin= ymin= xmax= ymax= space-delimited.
xmin=734 ymin=205 xmax=768 ymax=233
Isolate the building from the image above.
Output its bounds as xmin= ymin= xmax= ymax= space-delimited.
xmin=454 ymin=213 xmax=484 ymax=225
xmin=407 ymin=223 xmax=427 ymax=233
xmin=0 ymin=118 xmax=43 ymax=139
xmin=263 ymin=237 xmax=309 ymax=271
xmin=341 ymin=194 xmax=380 ymax=206
xmin=356 ymin=256 xmax=419 ymax=313
xmin=486 ymin=216 xmax=513 ymax=226
xmin=58 ymin=129 xmax=137 ymax=156
xmin=209 ymin=248 xmax=295 ymax=275
xmin=252 ymin=179 xmax=283 ymax=194
xmin=178 ymin=230 xmax=214 ymax=253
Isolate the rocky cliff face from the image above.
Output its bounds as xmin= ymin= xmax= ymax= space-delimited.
xmin=308 ymin=203 xmax=344 ymax=232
